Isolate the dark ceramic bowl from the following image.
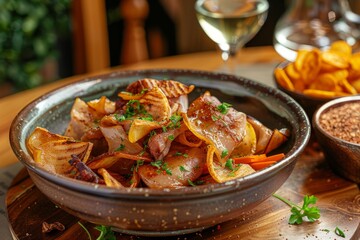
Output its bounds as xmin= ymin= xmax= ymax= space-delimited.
xmin=10 ymin=69 xmax=310 ymax=236
xmin=274 ymin=61 xmax=338 ymax=121
xmin=313 ymin=95 xmax=360 ymax=184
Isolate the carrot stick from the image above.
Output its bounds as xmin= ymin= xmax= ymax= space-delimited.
xmin=250 ymin=161 xmax=276 ymax=170
xmin=260 ymin=153 xmax=285 ymax=163
xmin=233 ymin=154 xmax=266 ymax=164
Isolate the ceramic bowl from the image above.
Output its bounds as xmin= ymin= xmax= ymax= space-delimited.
xmin=313 ymin=95 xmax=360 ymax=184
xmin=10 ymin=69 xmax=310 ymax=236
xmin=273 ymin=61 xmax=338 ymax=121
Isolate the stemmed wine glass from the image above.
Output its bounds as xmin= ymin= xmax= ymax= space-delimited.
xmin=195 ymin=0 xmax=269 ymax=73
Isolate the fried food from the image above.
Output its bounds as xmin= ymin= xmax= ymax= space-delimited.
xmin=275 ymin=40 xmax=359 ymax=98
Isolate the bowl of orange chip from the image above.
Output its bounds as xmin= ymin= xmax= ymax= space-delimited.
xmin=274 ymin=40 xmax=360 ymax=120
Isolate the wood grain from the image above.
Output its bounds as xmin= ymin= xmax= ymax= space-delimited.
xmin=6 ymin=142 xmax=360 ymax=240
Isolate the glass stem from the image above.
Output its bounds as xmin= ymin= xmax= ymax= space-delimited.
xmin=220 ymin=44 xmax=238 ymax=74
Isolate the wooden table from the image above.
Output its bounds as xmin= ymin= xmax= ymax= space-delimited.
xmin=3 ymin=46 xmax=360 ymax=239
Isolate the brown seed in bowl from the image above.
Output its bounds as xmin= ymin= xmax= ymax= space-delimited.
xmin=319 ymin=102 xmax=360 ymax=144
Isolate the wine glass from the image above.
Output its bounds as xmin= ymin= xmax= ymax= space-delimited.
xmin=195 ymin=0 xmax=269 ymax=73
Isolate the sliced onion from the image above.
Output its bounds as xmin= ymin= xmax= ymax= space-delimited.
xmin=87 ymin=151 xmax=151 ymax=170
xmin=32 ymin=139 xmax=93 ymax=174
xmin=128 ymin=119 xmax=161 ymax=143
xmin=87 ymin=96 xmax=116 ymax=114
xmin=98 ymin=168 xmax=125 ymax=188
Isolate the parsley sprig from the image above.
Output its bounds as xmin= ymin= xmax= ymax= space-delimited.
xmin=217 ymin=102 xmax=232 ymax=114
xmin=115 ymin=100 xmax=153 ymax=121
xmin=151 ymin=160 xmax=172 ymax=175
xmin=272 ymin=194 xmax=320 ymax=225
xmin=78 ymin=222 xmax=116 ymax=240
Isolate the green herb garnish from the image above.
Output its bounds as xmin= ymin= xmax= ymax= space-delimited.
xmin=131 ymin=160 xmax=144 ymax=172
xmin=217 ymin=102 xmax=232 ymax=114
xmin=211 ymin=115 xmax=221 ymax=121
xmin=115 ymin=144 xmax=125 ymax=151
xmin=188 ymin=179 xmax=196 ymax=187
xmin=273 ymin=194 xmax=320 ymax=225
xmin=168 ymin=114 xmax=182 ymax=129
xmin=225 ymin=158 xmax=234 ymax=170
xmin=179 ymin=165 xmax=189 ymax=172
xmin=335 ymin=227 xmax=345 ymax=238
xmin=221 ymin=149 xmax=228 ymax=158
xmin=94 ymin=225 xmax=116 ymax=240
xmin=78 ymin=221 xmax=92 ymax=240
xmin=151 ymin=160 xmax=172 ymax=175
xmin=168 ymin=135 xmax=175 ymax=141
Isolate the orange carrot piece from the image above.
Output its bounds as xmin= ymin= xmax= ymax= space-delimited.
xmin=250 ymin=161 xmax=276 ymax=170
xmin=233 ymin=154 xmax=266 ymax=164
xmin=260 ymin=153 xmax=285 ymax=163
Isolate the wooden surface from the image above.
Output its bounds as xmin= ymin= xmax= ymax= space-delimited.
xmin=6 ymin=141 xmax=360 ymax=239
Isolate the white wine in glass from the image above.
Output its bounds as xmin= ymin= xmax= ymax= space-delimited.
xmin=195 ymin=0 xmax=269 ymax=73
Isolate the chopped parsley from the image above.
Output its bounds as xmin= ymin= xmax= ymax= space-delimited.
xmin=217 ymin=102 xmax=232 ymax=114
xmin=151 ymin=160 xmax=172 ymax=175
xmin=115 ymin=144 xmax=125 ymax=151
xmin=225 ymin=158 xmax=234 ymax=170
xmin=168 ymin=135 xmax=175 ymax=141
xmin=174 ymin=152 xmax=188 ymax=157
xmin=131 ymin=160 xmax=144 ymax=172
xmin=179 ymin=166 xmax=189 ymax=172
xmin=335 ymin=227 xmax=345 ymax=238
xmin=221 ymin=149 xmax=228 ymax=158
xmin=115 ymin=99 xmax=153 ymax=121
xmin=168 ymin=114 xmax=182 ymax=129
xmin=211 ymin=115 xmax=221 ymax=121
xmin=188 ymin=179 xmax=196 ymax=187
xmin=114 ymin=114 xmax=126 ymax=122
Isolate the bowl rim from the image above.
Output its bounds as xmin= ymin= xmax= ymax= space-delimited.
xmin=10 ymin=68 xmax=311 ymax=199
xmin=312 ymin=95 xmax=360 ymax=146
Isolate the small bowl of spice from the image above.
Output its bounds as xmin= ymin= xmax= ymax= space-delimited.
xmin=313 ymin=95 xmax=360 ymax=183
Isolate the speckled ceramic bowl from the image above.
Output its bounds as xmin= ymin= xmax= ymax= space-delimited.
xmin=313 ymin=95 xmax=360 ymax=184
xmin=10 ymin=69 xmax=310 ymax=236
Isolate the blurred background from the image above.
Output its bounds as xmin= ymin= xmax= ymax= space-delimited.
xmin=0 ymin=0 xmax=359 ymax=97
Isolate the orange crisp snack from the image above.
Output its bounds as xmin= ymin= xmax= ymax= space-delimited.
xmin=275 ymin=40 xmax=360 ymax=98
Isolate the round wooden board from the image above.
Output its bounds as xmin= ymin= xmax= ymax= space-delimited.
xmin=6 ymin=142 xmax=360 ymax=239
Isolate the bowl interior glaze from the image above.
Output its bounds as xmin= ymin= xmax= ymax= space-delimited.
xmin=10 ymin=69 xmax=311 ymax=235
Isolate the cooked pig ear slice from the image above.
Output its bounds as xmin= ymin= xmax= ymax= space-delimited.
xmin=128 ymin=119 xmax=161 ymax=143
xmin=139 ymin=87 xmax=171 ymax=122
xmin=138 ymin=145 xmax=206 ymax=189
xmin=156 ymin=80 xmax=195 ymax=98
xmin=100 ymin=124 xmax=144 ymax=154
xmin=207 ymin=145 xmax=255 ymax=183
xmin=183 ymin=92 xmax=247 ymax=165
xmin=125 ymin=78 xmax=195 ymax=98
xmin=32 ymin=140 xmax=93 ymax=175
xmin=231 ymin=122 xmax=257 ymax=158
xmin=87 ymin=96 xmax=116 ymax=114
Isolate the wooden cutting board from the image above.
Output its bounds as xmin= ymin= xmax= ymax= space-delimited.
xmin=6 ymin=141 xmax=360 ymax=240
